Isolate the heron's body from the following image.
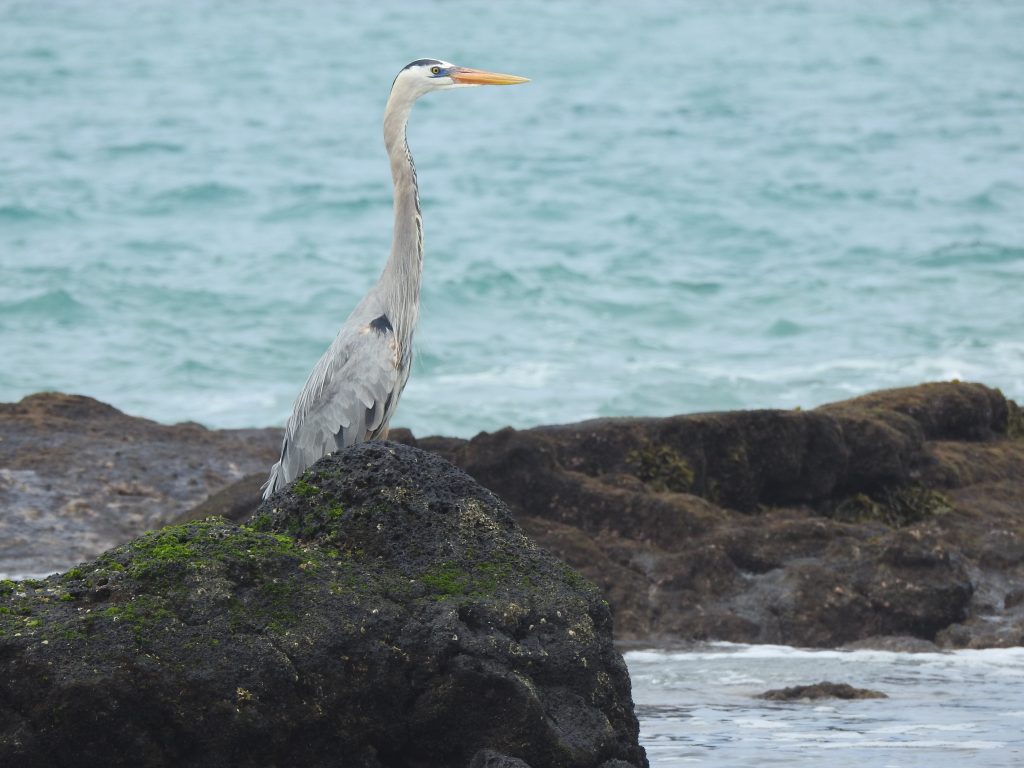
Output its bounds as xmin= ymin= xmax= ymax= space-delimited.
xmin=263 ymin=60 xmax=527 ymax=499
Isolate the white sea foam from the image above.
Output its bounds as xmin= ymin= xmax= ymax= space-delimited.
xmin=626 ymin=642 xmax=1024 ymax=667
xmin=0 ymin=572 xmax=55 ymax=582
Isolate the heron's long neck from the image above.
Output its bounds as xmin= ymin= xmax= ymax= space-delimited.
xmin=380 ymin=94 xmax=422 ymax=340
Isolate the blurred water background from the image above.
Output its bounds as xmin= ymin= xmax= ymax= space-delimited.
xmin=1 ymin=0 xmax=1022 ymax=436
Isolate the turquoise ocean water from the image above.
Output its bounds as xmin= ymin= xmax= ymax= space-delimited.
xmin=1 ymin=0 xmax=1022 ymax=436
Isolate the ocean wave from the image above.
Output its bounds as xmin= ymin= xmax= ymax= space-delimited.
xmin=169 ymin=358 xmax=224 ymax=377
xmin=0 ymin=573 xmax=56 ymax=582
xmin=918 ymin=241 xmax=1024 ymax=268
xmin=625 ymin=643 xmax=1024 ymax=666
xmin=430 ymin=361 xmax=559 ymax=389
xmin=122 ymin=239 xmax=201 ymax=255
xmin=766 ymin=318 xmax=807 ymax=337
xmin=0 ymin=204 xmax=49 ymax=223
xmin=141 ymin=182 xmax=250 ymax=213
xmin=102 ymin=141 xmax=185 ymax=157
xmin=689 ymin=348 xmax=1016 ymax=394
xmin=0 ymin=289 xmax=91 ymax=322
xmin=669 ymin=280 xmax=723 ymax=296
xmin=260 ymin=197 xmax=382 ymax=222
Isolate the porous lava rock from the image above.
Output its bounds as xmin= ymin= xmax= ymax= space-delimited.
xmin=0 ymin=442 xmax=646 ymax=768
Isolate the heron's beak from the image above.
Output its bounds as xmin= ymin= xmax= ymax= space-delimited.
xmin=449 ymin=67 xmax=529 ymax=86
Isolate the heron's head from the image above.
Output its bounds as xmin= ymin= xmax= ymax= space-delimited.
xmin=392 ymin=59 xmax=529 ymax=100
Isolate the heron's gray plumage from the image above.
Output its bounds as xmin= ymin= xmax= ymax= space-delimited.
xmin=262 ymin=59 xmax=527 ymax=500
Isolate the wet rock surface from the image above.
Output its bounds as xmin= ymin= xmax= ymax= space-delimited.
xmin=0 ymin=443 xmax=647 ymax=768
xmin=3 ymin=381 xmax=1023 ymax=650
xmin=404 ymin=382 xmax=1024 ymax=649
xmin=758 ymin=682 xmax=888 ymax=701
xmin=0 ymin=393 xmax=280 ymax=575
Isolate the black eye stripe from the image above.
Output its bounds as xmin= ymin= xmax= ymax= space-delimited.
xmin=403 ymin=58 xmax=443 ymax=71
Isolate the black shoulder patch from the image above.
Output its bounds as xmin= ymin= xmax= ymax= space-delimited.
xmin=403 ymin=58 xmax=443 ymax=70
xmin=369 ymin=314 xmax=393 ymax=334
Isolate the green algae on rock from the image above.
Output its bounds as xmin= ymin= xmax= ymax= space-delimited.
xmin=0 ymin=442 xmax=646 ymax=768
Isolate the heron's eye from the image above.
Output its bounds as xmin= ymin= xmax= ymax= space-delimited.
xmin=430 ymin=66 xmax=441 ymax=75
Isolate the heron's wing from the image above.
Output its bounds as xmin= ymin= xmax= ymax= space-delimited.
xmin=262 ymin=314 xmax=405 ymax=498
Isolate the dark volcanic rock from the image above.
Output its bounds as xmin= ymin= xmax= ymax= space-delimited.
xmin=408 ymin=382 xmax=1024 ymax=649
xmin=469 ymin=751 xmax=534 ymax=768
xmin=0 ymin=443 xmax=647 ymax=768
xmin=0 ymin=393 xmax=281 ymax=575
xmin=4 ymin=381 xmax=1023 ymax=651
xmin=758 ymin=682 xmax=888 ymax=701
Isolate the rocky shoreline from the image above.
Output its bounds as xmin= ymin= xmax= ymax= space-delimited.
xmin=2 ymin=381 xmax=1022 ymax=650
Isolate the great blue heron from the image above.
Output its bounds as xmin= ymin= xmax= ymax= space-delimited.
xmin=263 ymin=59 xmax=528 ymax=499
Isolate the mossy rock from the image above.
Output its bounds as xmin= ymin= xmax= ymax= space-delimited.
xmin=625 ymin=442 xmax=694 ymax=493
xmin=0 ymin=442 xmax=645 ymax=768
xmin=825 ymin=485 xmax=952 ymax=527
